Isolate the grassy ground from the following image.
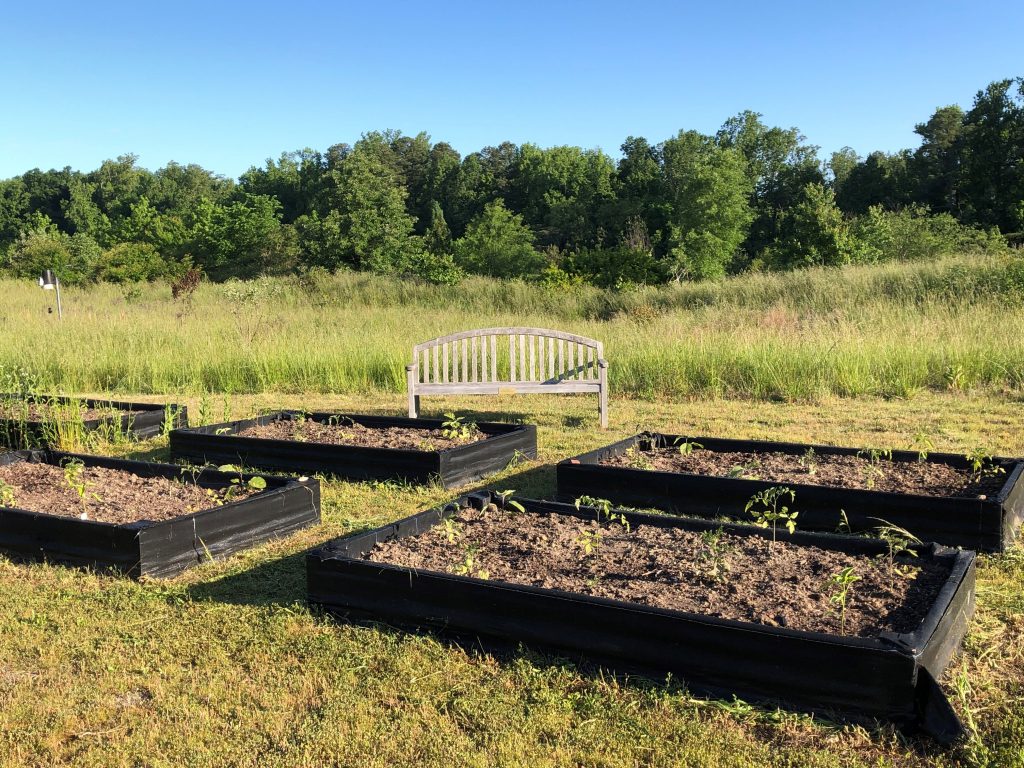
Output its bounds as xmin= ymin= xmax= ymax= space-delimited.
xmin=0 ymin=391 xmax=1022 ymax=767
xmin=2 ymin=253 xmax=1024 ymax=400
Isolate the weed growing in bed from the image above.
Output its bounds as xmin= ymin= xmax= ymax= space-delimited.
xmin=745 ymin=486 xmax=797 ymax=546
xmin=623 ymin=445 xmax=654 ymax=470
xmin=453 ymin=544 xmax=489 ymax=579
xmin=0 ymin=479 xmax=16 ymax=507
xmin=826 ymin=566 xmax=861 ymax=634
xmin=441 ymin=412 xmax=476 ymax=441
xmin=798 ymin=447 xmax=817 ymax=476
xmin=857 ymin=448 xmax=892 ymax=489
xmin=695 ymin=528 xmax=732 ymax=583
xmin=965 ymin=446 xmax=1006 ymax=483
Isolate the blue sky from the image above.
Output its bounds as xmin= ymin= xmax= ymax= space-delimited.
xmin=1 ymin=0 xmax=1022 ymax=180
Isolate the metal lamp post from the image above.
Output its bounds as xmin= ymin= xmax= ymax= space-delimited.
xmin=39 ymin=269 xmax=63 ymax=320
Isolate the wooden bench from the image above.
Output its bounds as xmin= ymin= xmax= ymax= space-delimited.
xmin=406 ymin=327 xmax=608 ymax=428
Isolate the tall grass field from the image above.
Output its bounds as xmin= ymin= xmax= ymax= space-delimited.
xmin=1 ymin=252 xmax=1023 ymax=401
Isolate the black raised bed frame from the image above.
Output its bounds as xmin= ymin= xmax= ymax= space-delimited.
xmin=307 ymin=492 xmax=975 ymax=744
xmin=170 ymin=411 xmax=537 ymax=488
xmin=557 ymin=432 xmax=1024 ymax=553
xmin=0 ymin=394 xmax=188 ymax=446
xmin=0 ymin=449 xmax=320 ymax=578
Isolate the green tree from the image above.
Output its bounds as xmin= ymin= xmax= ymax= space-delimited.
xmin=661 ymin=130 xmax=753 ymax=279
xmin=454 ymin=199 xmax=544 ymax=279
xmin=188 ymin=194 xmax=284 ymax=279
xmin=763 ymin=183 xmax=860 ymax=269
xmin=911 ymin=105 xmax=965 ymax=216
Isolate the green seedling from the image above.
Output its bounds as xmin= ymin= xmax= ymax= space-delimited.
xmin=63 ymin=459 xmax=101 ymax=519
xmin=727 ymin=462 xmax=760 ymax=480
xmin=0 ymin=479 xmax=16 ymax=508
xmin=624 ymin=445 xmax=653 ymax=470
xmin=440 ymin=516 xmax=463 ymax=543
xmin=798 ymin=447 xmax=817 ymax=476
xmin=964 ymin=447 xmax=1005 ymax=483
xmin=493 ymin=490 xmax=525 ymax=514
xmin=836 ymin=509 xmax=851 ymax=534
xmin=745 ymin=486 xmax=797 ymax=545
xmin=217 ymin=465 xmax=268 ymax=502
xmin=673 ymin=437 xmax=703 ymax=456
xmin=574 ymin=495 xmax=630 ymax=532
xmin=872 ymin=518 xmax=922 ymax=588
xmin=441 ymin=412 xmax=476 ymax=441
xmin=826 ymin=566 xmax=861 ymax=634
xmin=696 ymin=527 xmax=732 ymax=583
xmin=453 ymin=544 xmax=489 ymax=579
xmin=577 ymin=528 xmax=603 ymax=555
xmin=857 ymin=448 xmax=892 ymax=489
xmin=912 ymin=432 xmax=934 ymax=463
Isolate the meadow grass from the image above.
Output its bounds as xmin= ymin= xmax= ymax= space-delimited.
xmin=1 ymin=252 xmax=1023 ymax=400
xmin=0 ymin=391 xmax=1022 ymax=767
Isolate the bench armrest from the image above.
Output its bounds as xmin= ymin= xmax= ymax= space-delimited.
xmin=405 ymin=364 xmax=416 ymax=372
xmin=598 ymin=359 xmax=609 ymax=368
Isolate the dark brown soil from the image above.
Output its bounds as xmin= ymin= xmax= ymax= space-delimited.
xmin=0 ymin=402 xmax=137 ymax=422
xmin=600 ymin=444 xmax=1009 ymax=498
xmin=235 ymin=416 xmax=486 ymax=450
xmin=0 ymin=462 xmax=257 ymax=524
xmin=367 ymin=506 xmax=951 ymax=638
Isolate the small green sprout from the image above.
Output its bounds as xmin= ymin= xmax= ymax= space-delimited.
xmin=453 ymin=544 xmax=489 ymax=579
xmin=798 ymin=447 xmax=817 ymax=476
xmin=63 ymin=459 xmax=101 ymax=518
xmin=745 ymin=486 xmax=797 ymax=545
xmin=493 ymin=490 xmax=525 ymax=514
xmin=577 ymin=528 xmax=603 ymax=555
xmin=574 ymin=495 xmax=630 ymax=532
xmin=826 ymin=566 xmax=861 ymax=634
xmin=624 ymin=445 xmax=653 ymax=470
xmin=0 ymin=479 xmax=16 ymax=507
xmin=964 ymin=447 xmax=1005 ymax=483
xmin=673 ymin=437 xmax=703 ymax=456
xmin=873 ymin=518 xmax=922 ymax=589
xmin=912 ymin=432 xmax=934 ymax=463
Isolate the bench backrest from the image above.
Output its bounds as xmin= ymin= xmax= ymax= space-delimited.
xmin=411 ymin=327 xmax=604 ymax=386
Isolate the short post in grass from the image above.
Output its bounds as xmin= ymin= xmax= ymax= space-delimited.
xmin=39 ymin=269 xmax=63 ymax=320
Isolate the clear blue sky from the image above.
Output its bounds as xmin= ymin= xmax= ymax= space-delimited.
xmin=2 ymin=0 xmax=1022 ymax=180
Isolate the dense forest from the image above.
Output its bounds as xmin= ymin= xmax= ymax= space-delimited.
xmin=1 ymin=77 xmax=1021 ymax=288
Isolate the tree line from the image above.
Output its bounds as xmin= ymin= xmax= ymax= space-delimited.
xmin=1 ymin=76 xmax=1020 ymax=288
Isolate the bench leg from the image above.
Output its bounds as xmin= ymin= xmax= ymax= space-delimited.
xmin=408 ymin=392 xmax=420 ymax=418
xmin=598 ymin=361 xmax=609 ymax=428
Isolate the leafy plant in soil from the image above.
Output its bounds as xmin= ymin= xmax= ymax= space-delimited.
xmin=798 ymin=447 xmax=817 ymax=476
xmin=439 ymin=516 xmax=463 ymax=543
xmin=673 ymin=437 xmax=703 ymax=456
xmin=872 ymin=518 xmax=923 ymax=589
xmin=826 ymin=566 xmax=861 ymax=634
xmin=492 ymin=490 xmax=525 ymax=514
xmin=441 ymin=412 xmax=476 ymax=442
xmin=574 ymin=495 xmax=630 ymax=532
xmin=624 ymin=445 xmax=654 ymax=470
xmin=453 ymin=544 xmax=489 ymax=579
xmin=964 ymin=446 xmax=1006 ymax=484
xmin=744 ymin=486 xmax=797 ymax=546
xmin=62 ymin=459 xmax=101 ymax=519
xmin=695 ymin=528 xmax=732 ymax=583
xmin=856 ymin=448 xmax=892 ymax=489
xmin=216 ymin=464 xmax=267 ymax=503
xmin=0 ymin=479 xmax=16 ymax=507
xmin=912 ymin=431 xmax=935 ymax=463
xmin=576 ymin=528 xmax=603 ymax=555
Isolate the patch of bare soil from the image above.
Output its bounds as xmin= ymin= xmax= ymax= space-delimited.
xmin=367 ymin=506 xmax=951 ymax=638
xmin=0 ymin=462 xmax=257 ymax=524
xmin=601 ymin=445 xmax=1009 ymax=498
xmin=235 ymin=416 xmax=485 ymax=450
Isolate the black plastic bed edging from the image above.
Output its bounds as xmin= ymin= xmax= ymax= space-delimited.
xmin=307 ymin=492 xmax=975 ymax=744
xmin=0 ymin=449 xmax=319 ymax=578
xmin=556 ymin=433 xmax=1024 ymax=553
xmin=169 ymin=412 xmax=537 ymax=488
xmin=0 ymin=394 xmax=188 ymax=446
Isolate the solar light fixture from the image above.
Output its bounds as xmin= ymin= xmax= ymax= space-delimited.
xmin=38 ymin=269 xmax=63 ymax=319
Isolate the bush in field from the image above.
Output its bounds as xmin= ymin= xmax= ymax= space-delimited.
xmin=454 ymin=199 xmax=545 ymax=279
xmin=562 ymin=245 xmax=667 ymax=289
xmin=3 ymin=216 xmax=100 ymax=284
xmin=761 ymin=183 xmax=862 ymax=270
xmin=92 ymin=242 xmax=170 ymax=283
xmin=851 ymin=204 xmax=1008 ymax=263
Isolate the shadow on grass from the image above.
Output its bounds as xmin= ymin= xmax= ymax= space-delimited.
xmin=187 ymin=550 xmax=308 ymax=608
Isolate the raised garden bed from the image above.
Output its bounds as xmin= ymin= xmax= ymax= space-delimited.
xmin=557 ymin=433 xmax=1024 ymax=552
xmin=0 ymin=394 xmax=188 ymax=448
xmin=0 ymin=449 xmax=319 ymax=578
xmin=307 ymin=492 xmax=975 ymax=743
xmin=170 ymin=412 xmax=537 ymax=488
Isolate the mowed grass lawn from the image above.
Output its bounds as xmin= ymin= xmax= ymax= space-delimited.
xmin=0 ymin=391 xmax=1022 ymax=767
